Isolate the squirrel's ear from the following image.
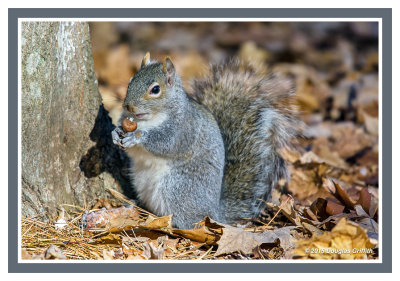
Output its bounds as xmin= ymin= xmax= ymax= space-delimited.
xmin=163 ymin=57 xmax=175 ymax=86
xmin=140 ymin=52 xmax=151 ymax=68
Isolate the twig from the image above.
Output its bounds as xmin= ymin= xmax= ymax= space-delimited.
xmin=197 ymin=246 xmax=213 ymax=260
xmin=264 ymin=195 xmax=292 ymax=228
xmin=106 ymin=188 xmax=153 ymax=215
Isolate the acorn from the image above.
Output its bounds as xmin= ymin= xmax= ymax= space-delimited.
xmin=121 ymin=117 xmax=137 ymax=132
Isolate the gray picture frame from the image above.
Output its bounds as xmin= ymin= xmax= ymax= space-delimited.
xmin=9 ymin=8 xmax=392 ymax=273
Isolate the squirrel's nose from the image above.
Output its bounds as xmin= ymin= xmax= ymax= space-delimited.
xmin=125 ymin=104 xmax=136 ymax=114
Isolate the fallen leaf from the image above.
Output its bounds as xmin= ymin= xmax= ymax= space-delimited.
xmin=273 ymin=64 xmax=331 ymax=112
xmin=354 ymin=204 xmax=369 ymax=218
xmin=44 ymin=245 xmax=66 ymax=260
xmin=356 ymin=217 xmax=379 ymax=240
xmin=21 ymin=248 xmax=32 ymax=260
xmin=271 ymin=226 xmax=298 ymax=250
xmin=316 ymin=212 xmax=359 ymax=230
xmin=361 ymin=110 xmax=379 ymax=136
xmin=238 ymin=41 xmax=269 ymax=69
xmin=142 ymin=242 xmax=164 ymax=260
xmin=302 ymin=222 xmax=324 ymax=236
xmin=83 ymin=206 xmax=141 ymax=230
xmin=326 ymin=199 xmax=345 ymax=216
xmin=357 ymin=187 xmax=372 ymax=215
xmin=161 ymin=238 xmax=179 ymax=256
xmin=122 ymin=236 xmax=150 ymax=244
xmin=103 ymin=249 xmax=115 ymax=260
xmin=310 ymin=198 xmax=329 ymax=220
xmin=94 ymin=233 xmax=122 ymax=245
xmin=143 ymin=214 xmax=172 ymax=229
xmin=304 ymin=207 xmax=319 ymax=222
xmin=84 ymin=206 xmax=172 ymax=233
xmin=293 ymin=218 xmax=375 ymax=259
xmin=173 ymin=217 xmax=222 ymax=245
xmin=325 ymin=180 xmax=356 ymax=210
xmin=126 ymin=254 xmax=145 ymax=260
xmin=268 ymin=196 xmax=321 ymax=229
xmin=215 ymin=225 xmax=288 ymax=256
xmin=303 ymin=122 xmax=332 ymax=139
xmin=311 ymin=145 xmax=349 ymax=170
xmin=330 ymin=122 xmax=373 ymax=159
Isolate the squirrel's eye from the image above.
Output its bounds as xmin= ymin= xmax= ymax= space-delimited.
xmin=150 ymin=85 xmax=160 ymax=95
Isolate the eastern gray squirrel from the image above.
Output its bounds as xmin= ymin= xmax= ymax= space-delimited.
xmin=112 ymin=53 xmax=300 ymax=229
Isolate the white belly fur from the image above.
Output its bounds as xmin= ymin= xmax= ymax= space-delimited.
xmin=127 ymin=146 xmax=170 ymax=215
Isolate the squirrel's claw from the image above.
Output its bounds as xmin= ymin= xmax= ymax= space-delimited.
xmin=111 ymin=128 xmax=124 ymax=148
xmin=112 ymin=127 xmax=139 ymax=149
xmin=121 ymin=134 xmax=139 ymax=148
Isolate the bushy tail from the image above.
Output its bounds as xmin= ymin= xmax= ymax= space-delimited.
xmin=192 ymin=60 xmax=300 ymax=224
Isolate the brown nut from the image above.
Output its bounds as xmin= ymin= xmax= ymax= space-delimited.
xmin=121 ymin=117 xmax=137 ymax=132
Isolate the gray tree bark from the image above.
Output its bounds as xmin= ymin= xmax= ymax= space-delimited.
xmin=21 ymin=22 xmax=132 ymax=220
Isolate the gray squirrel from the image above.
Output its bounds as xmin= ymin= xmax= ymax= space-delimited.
xmin=112 ymin=53 xmax=299 ymax=229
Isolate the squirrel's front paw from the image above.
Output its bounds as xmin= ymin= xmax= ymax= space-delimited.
xmin=112 ymin=127 xmax=141 ymax=149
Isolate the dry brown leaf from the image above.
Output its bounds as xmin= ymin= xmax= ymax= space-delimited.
xmin=122 ymin=236 xmax=150 ymax=244
xmin=84 ymin=206 xmax=141 ymax=230
xmin=172 ymin=217 xmax=222 ymax=245
xmin=162 ymin=238 xmax=179 ymax=256
xmin=94 ymin=233 xmax=122 ymax=245
xmin=126 ymin=254 xmax=145 ymax=260
xmin=21 ymin=248 xmax=32 ymax=260
xmin=356 ymin=217 xmax=379 ymax=240
xmin=84 ymin=206 xmax=172 ymax=234
xmin=44 ymin=245 xmax=66 ymax=260
xmin=302 ymin=222 xmax=324 ymax=236
xmin=310 ymin=197 xmax=346 ymax=220
xmin=354 ymin=204 xmax=369 ymax=217
xmin=288 ymin=155 xmax=343 ymax=203
xmin=330 ymin=123 xmax=373 ymax=159
xmin=293 ymin=218 xmax=375 ymax=259
xmin=280 ymin=197 xmax=303 ymax=227
xmin=143 ymin=214 xmax=173 ymax=229
xmin=215 ymin=226 xmax=277 ymax=256
xmin=273 ymin=64 xmax=331 ymax=112
xmin=324 ymin=180 xmax=356 ymax=210
xmin=271 ymin=226 xmax=298 ymax=250
xmin=238 ymin=41 xmax=269 ymax=70
xmin=173 ymin=217 xmax=296 ymax=256
xmin=102 ymin=249 xmax=115 ymax=260
xmin=368 ymin=191 xmax=379 ymax=218
xmin=311 ymin=146 xmax=349 ymax=170
xmin=267 ymin=197 xmax=320 ymax=232
xmin=303 ymin=121 xmax=332 ymax=138
xmin=304 ymin=207 xmax=319 ymax=222
xmin=361 ymin=110 xmax=379 ymax=136
xmin=142 ymin=242 xmax=164 ymax=260
xmin=310 ymin=198 xmax=328 ymax=219
xmin=324 ymin=180 xmax=378 ymax=219
xmin=357 ymin=187 xmax=372 ymax=215
xmin=325 ymin=199 xmax=345 ymax=216
xmin=215 ymin=225 xmax=296 ymax=256
xmin=287 ymin=167 xmax=320 ymax=201
xmin=298 ymin=151 xmax=326 ymax=165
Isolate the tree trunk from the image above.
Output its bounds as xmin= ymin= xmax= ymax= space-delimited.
xmin=21 ymin=22 xmax=132 ymax=220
